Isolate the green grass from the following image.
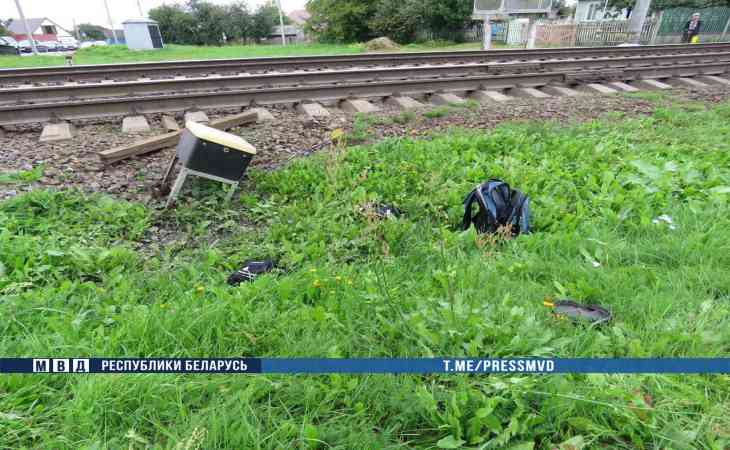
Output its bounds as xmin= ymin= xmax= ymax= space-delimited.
xmin=1 ymin=101 xmax=730 ymax=448
xmin=0 ymin=165 xmax=43 ymax=185
xmin=0 ymin=43 xmax=367 ymax=69
xmin=0 ymin=41 xmax=511 ymax=69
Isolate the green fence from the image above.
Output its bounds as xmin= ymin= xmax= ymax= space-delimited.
xmin=658 ymin=7 xmax=730 ymax=36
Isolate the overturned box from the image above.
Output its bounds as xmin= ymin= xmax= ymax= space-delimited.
xmin=166 ymin=121 xmax=257 ymax=207
xmin=177 ymin=121 xmax=256 ymax=181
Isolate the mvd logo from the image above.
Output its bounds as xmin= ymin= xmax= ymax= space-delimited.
xmin=32 ymin=359 xmax=90 ymax=373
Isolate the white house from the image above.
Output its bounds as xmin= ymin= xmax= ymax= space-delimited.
xmin=6 ymin=17 xmax=74 ymax=42
xmin=574 ymin=0 xmax=627 ymax=21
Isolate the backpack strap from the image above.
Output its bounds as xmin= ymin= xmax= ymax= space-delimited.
xmin=485 ymin=180 xmax=510 ymax=219
xmin=475 ymin=182 xmax=499 ymax=221
xmin=519 ymin=197 xmax=530 ymax=234
xmin=462 ymin=189 xmax=480 ymax=230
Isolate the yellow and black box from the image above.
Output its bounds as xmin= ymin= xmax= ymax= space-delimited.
xmin=176 ymin=121 xmax=257 ymax=182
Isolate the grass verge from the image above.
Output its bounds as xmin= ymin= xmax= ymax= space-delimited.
xmin=0 ymin=41 xmax=514 ymax=69
xmin=1 ymin=101 xmax=730 ymax=448
xmin=0 ymin=43 xmax=366 ymax=69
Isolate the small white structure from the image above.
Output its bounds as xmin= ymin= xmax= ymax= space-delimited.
xmin=574 ymin=0 xmax=627 ymax=21
xmin=122 ymin=18 xmax=164 ymax=50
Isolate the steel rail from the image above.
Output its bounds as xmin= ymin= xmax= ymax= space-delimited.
xmin=1 ymin=60 xmax=727 ymax=126
xmin=2 ymin=51 xmax=730 ymax=105
xmin=1 ymin=43 xmax=730 ymax=86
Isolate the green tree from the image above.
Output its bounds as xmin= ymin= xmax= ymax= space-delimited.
xmin=250 ymin=2 xmax=281 ymax=42
xmin=77 ymin=23 xmax=107 ymax=41
xmin=224 ymin=1 xmax=253 ymax=44
xmin=418 ymin=0 xmax=474 ymax=41
xmin=0 ymin=19 xmax=9 ymax=36
xmin=306 ymin=0 xmax=379 ymax=42
xmin=188 ymin=0 xmax=228 ymax=45
xmin=369 ymin=0 xmax=422 ymax=43
xmin=149 ymin=4 xmax=197 ymax=44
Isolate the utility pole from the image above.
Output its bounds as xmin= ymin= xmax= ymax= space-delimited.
xmin=276 ymin=0 xmax=287 ymax=46
xmin=14 ymin=0 xmax=38 ymax=55
xmin=137 ymin=0 xmax=145 ymax=17
xmin=481 ymin=15 xmax=492 ymax=50
xmin=103 ymin=0 xmax=119 ymax=44
xmin=626 ymin=0 xmax=651 ymax=45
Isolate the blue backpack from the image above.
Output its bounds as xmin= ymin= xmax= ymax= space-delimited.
xmin=462 ymin=179 xmax=530 ymax=235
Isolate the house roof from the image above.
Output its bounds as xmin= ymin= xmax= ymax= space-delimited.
xmin=7 ymin=18 xmax=46 ymax=34
xmin=7 ymin=17 xmax=71 ymax=35
xmin=287 ymin=9 xmax=311 ymax=25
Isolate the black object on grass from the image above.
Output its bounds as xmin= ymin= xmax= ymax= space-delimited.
xmin=374 ymin=204 xmax=402 ymax=219
xmin=544 ymin=299 xmax=611 ymax=325
xmin=227 ymin=259 xmax=275 ymax=285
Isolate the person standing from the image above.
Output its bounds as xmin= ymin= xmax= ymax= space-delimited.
xmin=683 ymin=13 xmax=702 ymax=43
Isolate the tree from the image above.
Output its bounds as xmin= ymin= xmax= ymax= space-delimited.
xmin=417 ymin=0 xmax=474 ymax=42
xmin=149 ymin=4 xmax=198 ymax=44
xmin=77 ymin=23 xmax=107 ymax=41
xmin=250 ymin=2 xmax=281 ymax=42
xmin=551 ymin=0 xmax=575 ymax=18
xmin=188 ymin=0 xmax=228 ymax=45
xmin=306 ymin=0 xmax=379 ymax=42
xmin=224 ymin=2 xmax=253 ymax=44
xmin=0 ymin=19 xmax=9 ymax=36
xmin=369 ymin=0 xmax=422 ymax=43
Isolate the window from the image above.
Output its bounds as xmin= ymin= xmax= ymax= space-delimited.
xmin=42 ymin=25 xmax=56 ymax=35
xmin=586 ymin=3 xmax=601 ymax=21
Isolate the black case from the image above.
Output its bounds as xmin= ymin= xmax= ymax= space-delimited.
xmin=176 ymin=127 xmax=254 ymax=182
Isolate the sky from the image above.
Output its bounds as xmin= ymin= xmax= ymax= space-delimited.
xmin=2 ymin=0 xmax=309 ymax=31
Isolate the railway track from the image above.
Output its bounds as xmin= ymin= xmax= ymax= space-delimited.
xmin=0 ymin=44 xmax=729 ymax=127
xmin=3 ymin=50 xmax=730 ymax=106
xmin=2 ymin=42 xmax=730 ymax=87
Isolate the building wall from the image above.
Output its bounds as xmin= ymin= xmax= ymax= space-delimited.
xmin=11 ymin=33 xmax=57 ymax=42
xmin=575 ymin=1 xmax=602 ymax=21
xmin=575 ymin=1 xmax=628 ymax=21
xmin=124 ymin=23 xmax=153 ymax=50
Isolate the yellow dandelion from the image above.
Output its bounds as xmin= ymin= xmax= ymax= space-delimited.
xmin=160 ymin=303 xmax=167 ymax=308
xmin=196 ymin=286 xmax=204 ymax=294
xmin=335 ymin=276 xmax=342 ymax=282
xmin=313 ymin=279 xmax=321 ymax=288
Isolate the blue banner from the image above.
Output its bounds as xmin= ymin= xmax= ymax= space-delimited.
xmin=0 ymin=358 xmax=729 ymax=374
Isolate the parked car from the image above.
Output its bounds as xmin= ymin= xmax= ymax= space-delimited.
xmin=58 ymin=37 xmax=79 ymax=50
xmin=44 ymin=41 xmax=61 ymax=51
xmin=93 ymin=40 xmax=109 ymax=46
xmin=18 ymin=40 xmax=49 ymax=53
xmin=0 ymin=37 xmax=20 ymax=55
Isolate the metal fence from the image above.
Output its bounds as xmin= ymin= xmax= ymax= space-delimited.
xmin=654 ymin=7 xmax=730 ymax=43
xmin=436 ymin=7 xmax=730 ymax=47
